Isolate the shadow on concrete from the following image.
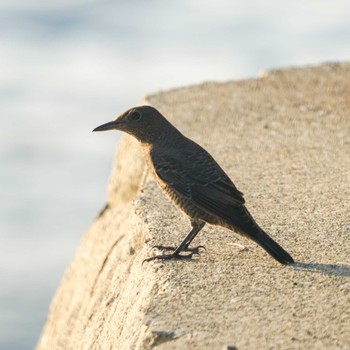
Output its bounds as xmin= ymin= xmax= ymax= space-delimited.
xmin=292 ymin=262 xmax=350 ymax=277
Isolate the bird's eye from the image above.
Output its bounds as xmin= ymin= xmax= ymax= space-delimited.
xmin=130 ymin=111 xmax=141 ymax=121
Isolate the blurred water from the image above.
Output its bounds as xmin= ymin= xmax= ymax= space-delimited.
xmin=1 ymin=0 xmax=350 ymax=348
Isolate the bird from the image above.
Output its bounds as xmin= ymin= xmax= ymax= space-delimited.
xmin=93 ymin=105 xmax=294 ymax=265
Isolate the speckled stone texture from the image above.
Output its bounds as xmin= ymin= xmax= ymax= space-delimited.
xmin=37 ymin=63 xmax=350 ymax=350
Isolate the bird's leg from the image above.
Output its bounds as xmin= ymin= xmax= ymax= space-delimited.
xmin=145 ymin=221 xmax=206 ymax=262
xmin=173 ymin=220 xmax=206 ymax=254
xmin=152 ymin=220 xmax=205 ymax=253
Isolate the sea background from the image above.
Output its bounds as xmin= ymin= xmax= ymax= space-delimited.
xmin=1 ymin=1 xmax=349 ymax=349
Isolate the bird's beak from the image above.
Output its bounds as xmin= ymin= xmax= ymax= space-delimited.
xmin=93 ymin=120 xmax=120 ymax=132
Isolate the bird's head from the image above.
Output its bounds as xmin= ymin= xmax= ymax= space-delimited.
xmin=93 ymin=105 xmax=170 ymax=144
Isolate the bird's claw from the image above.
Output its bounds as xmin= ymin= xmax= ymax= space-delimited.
xmin=193 ymin=245 xmax=207 ymax=253
xmin=151 ymin=245 xmax=206 ymax=254
xmin=143 ymin=252 xmax=194 ymax=264
xmin=143 ymin=245 xmax=206 ymax=264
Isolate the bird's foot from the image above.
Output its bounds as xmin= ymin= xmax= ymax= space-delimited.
xmin=143 ymin=245 xmax=206 ymax=264
xmin=151 ymin=245 xmax=206 ymax=254
xmin=143 ymin=251 xmax=194 ymax=263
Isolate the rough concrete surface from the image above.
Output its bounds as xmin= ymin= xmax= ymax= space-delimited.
xmin=37 ymin=63 xmax=350 ymax=350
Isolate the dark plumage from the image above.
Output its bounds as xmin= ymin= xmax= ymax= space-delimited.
xmin=93 ymin=105 xmax=294 ymax=265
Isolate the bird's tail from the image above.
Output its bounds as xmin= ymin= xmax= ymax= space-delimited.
xmin=230 ymin=206 xmax=294 ymax=265
xmin=249 ymin=227 xmax=294 ymax=265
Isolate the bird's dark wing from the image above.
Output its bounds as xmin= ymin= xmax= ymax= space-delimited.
xmin=151 ymin=145 xmax=295 ymax=265
xmin=151 ymin=143 xmax=246 ymax=223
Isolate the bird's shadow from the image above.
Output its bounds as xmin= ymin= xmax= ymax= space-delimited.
xmin=292 ymin=262 xmax=350 ymax=277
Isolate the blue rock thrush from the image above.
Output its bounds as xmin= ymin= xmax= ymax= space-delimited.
xmin=93 ymin=105 xmax=294 ymax=265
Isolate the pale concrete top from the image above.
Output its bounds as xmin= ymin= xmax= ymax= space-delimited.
xmin=37 ymin=63 xmax=350 ymax=350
